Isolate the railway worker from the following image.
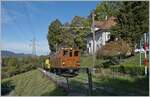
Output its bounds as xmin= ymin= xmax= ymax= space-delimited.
xmin=45 ymin=58 xmax=51 ymax=69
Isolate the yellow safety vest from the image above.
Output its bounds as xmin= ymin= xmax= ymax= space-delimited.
xmin=45 ymin=59 xmax=51 ymax=69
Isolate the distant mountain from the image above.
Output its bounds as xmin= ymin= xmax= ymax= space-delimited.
xmin=1 ymin=50 xmax=32 ymax=58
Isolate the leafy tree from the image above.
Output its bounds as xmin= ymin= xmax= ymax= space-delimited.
xmin=94 ymin=1 xmax=120 ymax=21
xmin=47 ymin=19 xmax=63 ymax=52
xmin=59 ymin=22 xmax=74 ymax=48
xmin=70 ymin=16 xmax=91 ymax=52
xmin=47 ymin=16 xmax=91 ymax=53
xmin=111 ymin=1 xmax=149 ymax=49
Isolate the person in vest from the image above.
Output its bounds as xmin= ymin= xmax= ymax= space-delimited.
xmin=45 ymin=58 xmax=51 ymax=69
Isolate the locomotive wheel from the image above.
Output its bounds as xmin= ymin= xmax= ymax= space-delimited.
xmin=50 ymin=68 xmax=54 ymax=73
xmin=57 ymin=69 xmax=61 ymax=75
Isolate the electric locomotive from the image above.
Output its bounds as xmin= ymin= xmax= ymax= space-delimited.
xmin=44 ymin=48 xmax=80 ymax=77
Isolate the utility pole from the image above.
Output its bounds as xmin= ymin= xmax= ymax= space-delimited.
xmin=144 ymin=33 xmax=148 ymax=76
xmin=139 ymin=39 xmax=142 ymax=67
xmin=92 ymin=13 xmax=96 ymax=71
xmin=30 ymin=36 xmax=36 ymax=56
xmin=56 ymin=43 xmax=58 ymax=52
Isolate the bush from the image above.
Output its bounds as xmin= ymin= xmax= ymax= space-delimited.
xmin=96 ymin=39 xmax=132 ymax=59
xmin=1 ymin=56 xmax=42 ymax=79
xmin=1 ymin=80 xmax=15 ymax=95
xmin=110 ymin=65 xmax=147 ymax=76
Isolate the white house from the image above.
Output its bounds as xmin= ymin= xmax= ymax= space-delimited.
xmin=86 ymin=16 xmax=117 ymax=54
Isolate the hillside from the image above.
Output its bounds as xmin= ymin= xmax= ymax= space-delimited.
xmin=1 ymin=50 xmax=32 ymax=58
xmin=1 ymin=69 xmax=67 ymax=96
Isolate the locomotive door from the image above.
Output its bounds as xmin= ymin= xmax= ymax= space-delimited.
xmin=69 ymin=50 xmax=75 ymax=67
xmin=63 ymin=50 xmax=72 ymax=68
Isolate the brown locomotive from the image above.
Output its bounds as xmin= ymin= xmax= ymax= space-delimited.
xmin=44 ymin=48 xmax=80 ymax=77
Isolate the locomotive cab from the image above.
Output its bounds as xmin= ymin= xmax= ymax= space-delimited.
xmin=48 ymin=48 xmax=80 ymax=77
xmin=61 ymin=48 xmax=80 ymax=69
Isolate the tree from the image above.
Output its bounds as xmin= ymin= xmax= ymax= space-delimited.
xmin=111 ymin=1 xmax=149 ymax=49
xmin=94 ymin=1 xmax=120 ymax=21
xmin=70 ymin=16 xmax=91 ymax=52
xmin=47 ymin=19 xmax=63 ymax=52
xmin=60 ymin=22 xmax=74 ymax=48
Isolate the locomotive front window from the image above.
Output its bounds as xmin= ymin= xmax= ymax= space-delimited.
xmin=70 ymin=50 xmax=72 ymax=57
xmin=63 ymin=50 xmax=69 ymax=57
xmin=74 ymin=51 xmax=79 ymax=56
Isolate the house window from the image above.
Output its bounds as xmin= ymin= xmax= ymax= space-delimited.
xmin=97 ymin=44 xmax=99 ymax=48
xmin=108 ymin=34 xmax=110 ymax=39
xmin=89 ymin=43 xmax=91 ymax=47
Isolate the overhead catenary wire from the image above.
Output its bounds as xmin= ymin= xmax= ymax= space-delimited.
xmin=23 ymin=1 xmax=37 ymax=56
xmin=23 ymin=2 xmax=35 ymax=38
xmin=2 ymin=6 xmax=29 ymax=40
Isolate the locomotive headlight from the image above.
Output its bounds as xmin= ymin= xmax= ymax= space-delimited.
xmin=69 ymin=69 xmax=73 ymax=73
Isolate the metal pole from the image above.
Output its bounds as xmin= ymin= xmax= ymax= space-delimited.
xmin=87 ymin=68 xmax=92 ymax=95
xmin=56 ymin=43 xmax=58 ymax=52
xmin=92 ymin=13 xmax=96 ymax=71
xmin=66 ymin=77 xmax=70 ymax=90
xmin=140 ymin=39 xmax=141 ymax=67
xmin=144 ymin=33 xmax=148 ymax=76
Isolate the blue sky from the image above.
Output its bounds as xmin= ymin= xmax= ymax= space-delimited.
xmin=2 ymin=1 xmax=100 ymax=55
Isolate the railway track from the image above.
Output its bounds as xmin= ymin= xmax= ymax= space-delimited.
xmin=38 ymin=68 xmax=119 ymax=96
xmin=38 ymin=68 xmax=87 ymax=96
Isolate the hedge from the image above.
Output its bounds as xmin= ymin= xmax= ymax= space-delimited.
xmin=110 ymin=65 xmax=148 ymax=76
xmin=1 ymin=80 xmax=15 ymax=95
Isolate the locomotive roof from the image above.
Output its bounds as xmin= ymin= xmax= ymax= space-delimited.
xmin=61 ymin=48 xmax=79 ymax=51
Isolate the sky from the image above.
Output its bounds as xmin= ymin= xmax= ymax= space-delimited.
xmin=1 ymin=1 xmax=100 ymax=55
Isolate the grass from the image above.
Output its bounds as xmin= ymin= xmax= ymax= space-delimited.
xmin=1 ymin=53 xmax=148 ymax=96
xmin=81 ymin=53 xmax=148 ymax=67
xmin=69 ymin=72 xmax=149 ymax=96
xmin=121 ymin=53 xmax=146 ymax=66
xmin=1 ymin=69 xmax=67 ymax=96
xmin=93 ymin=74 xmax=149 ymax=96
xmin=80 ymin=55 xmax=107 ymax=67
xmin=71 ymin=53 xmax=149 ymax=96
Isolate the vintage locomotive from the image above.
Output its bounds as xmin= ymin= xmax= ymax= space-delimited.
xmin=43 ymin=48 xmax=80 ymax=77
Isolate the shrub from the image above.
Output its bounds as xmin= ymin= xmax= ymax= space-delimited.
xmin=1 ymin=56 xmax=43 ymax=79
xmin=96 ymin=39 xmax=132 ymax=59
xmin=1 ymin=80 xmax=15 ymax=95
xmin=110 ymin=65 xmax=147 ymax=76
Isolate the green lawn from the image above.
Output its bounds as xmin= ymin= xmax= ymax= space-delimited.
xmin=81 ymin=53 xmax=149 ymax=68
xmin=80 ymin=55 xmax=107 ymax=67
xmin=1 ymin=54 xmax=148 ymax=96
xmin=71 ymin=53 xmax=149 ymax=96
xmin=1 ymin=69 xmax=67 ymax=96
xmin=69 ymin=72 xmax=149 ymax=96
xmin=121 ymin=53 xmax=146 ymax=66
